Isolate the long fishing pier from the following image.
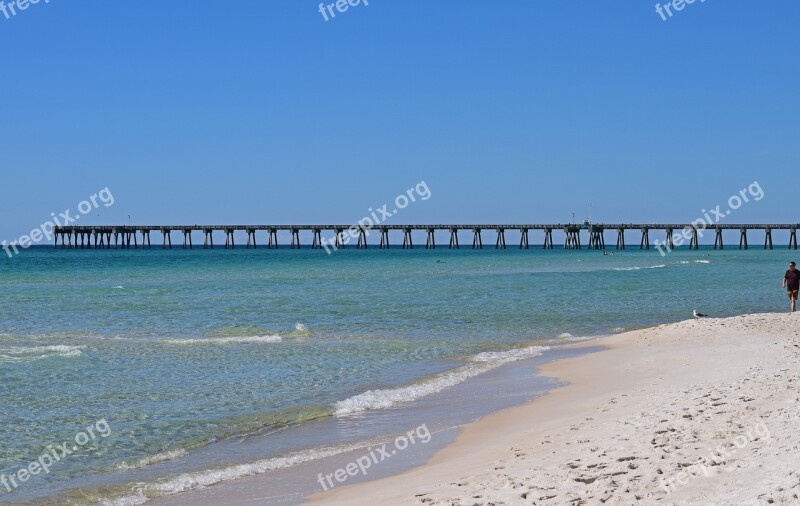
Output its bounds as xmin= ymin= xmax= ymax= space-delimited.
xmin=52 ymin=224 xmax=799 ymax=250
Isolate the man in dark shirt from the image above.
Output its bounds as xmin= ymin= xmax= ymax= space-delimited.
xmin=783 ymin=262 xmax=800 ymax=312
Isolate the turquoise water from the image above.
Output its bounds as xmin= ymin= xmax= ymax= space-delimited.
xmin=0 ymin=246 xmax=791 ymax=503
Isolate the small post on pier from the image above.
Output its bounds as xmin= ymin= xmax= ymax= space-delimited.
xmin=357 ymin=228 xmax=368 ymax=249
xmin=291 ymin=229 xmax=301 ymax=249
xmin=402 ymin=228 xmax=413 ymax=249
xmin=764 ymin=227 xmax=773 ymax=250
xmin=334 ymin=228 xmax=344 ymax=249
xmin=472 ymin=228 xmax=483 ymax=249
xmin=689 ymin=228 xmax=699 ymax=250
xmin=312 ymin=229 xmax=322 ymax=249
xmin=380 ymin=227 xmax=390 ymax=249
xmin=739 ymin=227 xmax=748 ymax=250
xmin=714 ymin=228 xmax=724 ymax=250
xmin=616 ymin=228 xmax=625 ymax=250
xmin=161 ymin=229 xmax=171 ymax=249
xmin=564 ymin=226 xmax=581 ymax=250
xmin=588 ymin=226 xmax=605 ymax=250
xmin=495 ymin=228 xmax=506 ymax=249
xmin=543 ymin=228 xmax=554 ymax=249
xmin=519 ymin=228 xmax=529 ymax=249
xmin=183 ymin=229 xmax=193 ymax=249
xmin=224 ymin=229 xmax=235 ymax=249
xmin=449 ymin=228 xmax=459 ymax=249
xmin=665 ymin=228 xmax=674 ymax=251
xmin=426 ymin=228 xmax=436 ymax=249
xmin=790 ymin=228 xmax=798 ymax=250
xmin=639 ymin=228 xmax=650 ymax=250
xmin=267 ymin=229 xmax=278 ymax=249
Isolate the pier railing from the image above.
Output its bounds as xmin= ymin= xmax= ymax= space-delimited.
xmin=51 ymin=224 xmax=800 ymax=250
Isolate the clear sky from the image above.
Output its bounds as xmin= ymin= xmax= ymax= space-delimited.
xmin=1 ymin=0 xmax=798 ymax=241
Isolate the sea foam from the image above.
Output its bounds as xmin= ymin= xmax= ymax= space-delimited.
xmin=613 ymin=264 xmax=666 ymax=271
xmin=333 ymin=345 xmax=549 ymax=416
xmin=0 ymin=345 xmax=86 ymax=364
xmin=101 ymin=440 xmax=381 ymax=506
xmin=162 ymin=335 xmax=282 ymax=345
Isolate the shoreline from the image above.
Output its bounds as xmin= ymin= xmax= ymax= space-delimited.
xmin=28 ymin=339 xmax=600 ymax=505
xmin=307 ymin=312 xmax=800 ymax=505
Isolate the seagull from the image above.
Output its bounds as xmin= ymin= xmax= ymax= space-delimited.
xmin=693 ymin=310 xmax=707 ymax=318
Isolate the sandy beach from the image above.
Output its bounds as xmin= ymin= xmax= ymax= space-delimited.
xmin=309 ymin=313 xmax=800 ymax=505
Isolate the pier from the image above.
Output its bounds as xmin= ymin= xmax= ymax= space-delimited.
xmin=52 ymin=224 xmax=800 ymax=251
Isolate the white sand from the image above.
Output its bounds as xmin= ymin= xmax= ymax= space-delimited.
xmin=308 ymin=313 xmax=800 ymax=505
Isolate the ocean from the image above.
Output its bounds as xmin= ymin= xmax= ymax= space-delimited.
xmin=0 ymin=245 xmax=791 ymax=504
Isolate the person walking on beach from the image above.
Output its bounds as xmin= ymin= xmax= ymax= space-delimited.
xmin=783 ymin=262 xmax=800 ymax=312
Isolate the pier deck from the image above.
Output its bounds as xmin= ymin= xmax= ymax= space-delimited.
xmin=51 ymin=224 xmax=799 ymax=251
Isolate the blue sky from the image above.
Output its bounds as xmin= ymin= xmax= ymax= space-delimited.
xmin=1 ymin=1 xmax=798 ymax=240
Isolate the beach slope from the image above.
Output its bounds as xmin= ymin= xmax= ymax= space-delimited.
xmin=309 ymin=313 xmax=800 ymax=505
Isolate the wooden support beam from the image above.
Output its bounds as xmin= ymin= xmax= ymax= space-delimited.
xmin=426 ymin=228 xmax=436 ymax=249
xmin=764 ymin=228 xmax=773 ymax=250
xmin=472 ymin=228 xmax=483 ymax=249
xmin=739 ymin=228 xmax=748 ymax=250
xmin=495 ymin=228 xmax=506 ymax=249
xmin=714 ymin=228 xmax=724 ymax=250
xmin=312 ymin=229 xmax=322 ymax=249
xmin=380 ymin=228 xmax=390 ymax=249
xmin=334 ymin=228 xmax=344 ymax=249
xmin=402 ymin=228 xmax=413 ymax=249
xmin=564 ymin=227 xmax=581 ymax=250
xmin=588 ymin=227 xmax=605 ymax=250
xmin=449 ymin=228 xmax=459 ymax=249
xmin=357 ymin=228 xmax=368 ymax=249
xmin=519 ymin=228 xmax=529 ymax=249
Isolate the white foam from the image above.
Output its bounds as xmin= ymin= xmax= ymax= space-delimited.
xmin=556 ymin=333 xmax=598 ymax=342
xmin=115 ymin=449 xmax=188 ymax=470
xmin=0 ymin=345 xmax=86 ymax=363
xmin=294 ymin=322 xmax=307 ymax=332
xmin=113 ymin=286 xmax=125 ymax=289
xmin=101 ymin=441 xmax=378 ymax=506
xmin=333 ymin=345 xmax=549 ymax=416
xmin=695 ymin=260 xmax=711 ymax=264
xmin=163 ymin=335 xmax=282 ymax=345
xmin=680 ymin=261 xmax=690 ymax=264
xmin=613 ymin=264 xmax=666 ymax=271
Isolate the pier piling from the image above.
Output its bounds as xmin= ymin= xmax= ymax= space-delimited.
xmin=402 ymin=228 xmax=413 ymax=249
xmin=495 ymin=228 xmax=507 ymax=249
xmin=449 ymin=228 xmax=459 ymax=249
xmin=640 ymin=228 xmax=650 ymax=250
xmin=519 ymin=228 xmax=529 ymax=249
xmin=426 ymin=228 xmax=436 ymax=249
xmin=472 ymin=228 xmax=483 ymax=249
xmin=714 ymin=229 xmax=724 ymax=250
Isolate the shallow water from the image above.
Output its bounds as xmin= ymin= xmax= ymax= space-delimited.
xmin=0 ymin=246 xmax=790 ymax=502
